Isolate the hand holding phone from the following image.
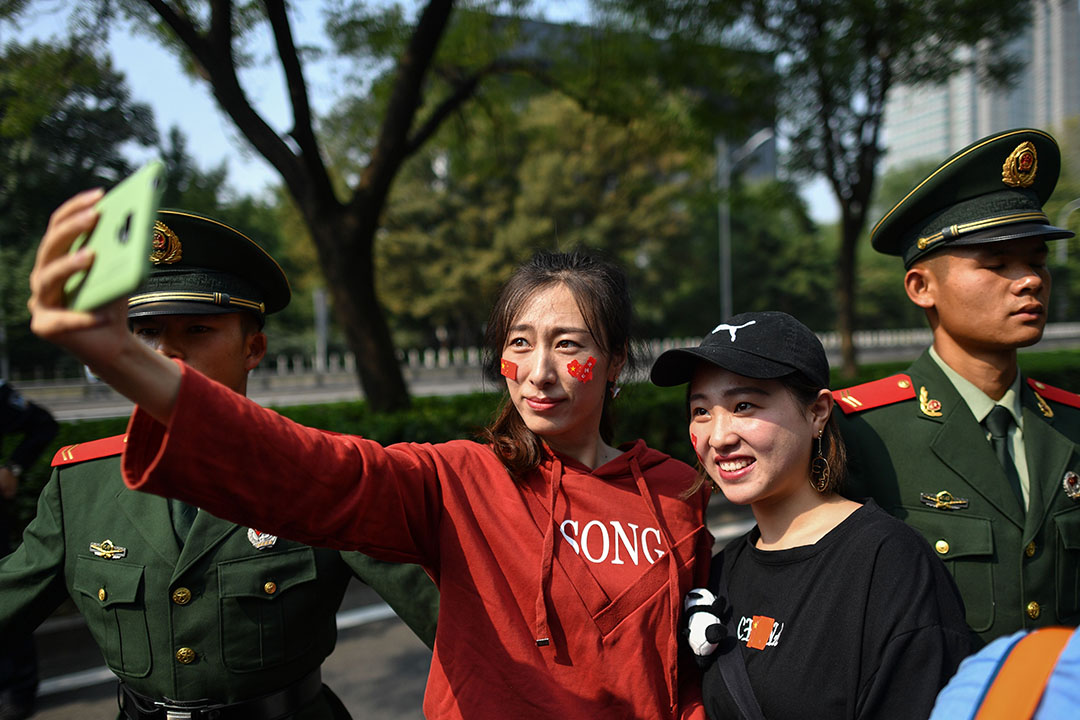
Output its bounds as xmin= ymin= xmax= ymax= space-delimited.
xmin=64 ymin=160 xmax=165 ymax=311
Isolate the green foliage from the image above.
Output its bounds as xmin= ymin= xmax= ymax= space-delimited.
xmin=849 ymin=159 xmax=943 ymax=329
xmin=1045 ymin=115 xmax=1080 ymax=323
xmin=0 ymin=41 xmax=158 ymax=374
xmin=728 ymin=179 xmax=835 ymax=330
xmin=9 ymin=346 xmax=1080 ymax=539
xmin=347 ymin=87 xmax=829 ymax=348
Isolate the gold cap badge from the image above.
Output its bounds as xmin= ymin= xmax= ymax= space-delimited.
xmin=1002 ymin=141 xmax=1038 ymax=188
xmin=150 ymin=221 xmax=183 ymax=264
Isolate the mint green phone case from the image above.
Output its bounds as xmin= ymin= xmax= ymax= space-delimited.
xmin=64 ymin=160 xmax=165 ymax=311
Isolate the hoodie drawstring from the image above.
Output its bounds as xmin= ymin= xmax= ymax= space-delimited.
xmin=631 ymin=456 xmax=681 ymax=714
xmin=535 ymin=454 xmax=563 ymax=648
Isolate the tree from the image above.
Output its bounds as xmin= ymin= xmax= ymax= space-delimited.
xmin=0 ymin=41 xmax=158 ymax=376
xmin=599 ymin=0 xmax=1031 ymax=375
xmin=2 ymin=0 xmax=765 ymax=409
xmin=355 ymin=90 xmax=827 ymax=352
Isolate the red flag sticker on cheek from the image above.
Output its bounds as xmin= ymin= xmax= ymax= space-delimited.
xmin=500 ymin=358 xmax=518 ymax=381
xmin=567 ymin=356 xmax=597 ymax=383
xmin=690 ymin=432 xmax=703 ymax=462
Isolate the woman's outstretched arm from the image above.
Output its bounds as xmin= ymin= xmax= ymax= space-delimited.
xmin=28 ymin=190 xmax=179 ymax=423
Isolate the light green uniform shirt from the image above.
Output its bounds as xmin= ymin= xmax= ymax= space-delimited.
xmin=929 ymin=346 xmax=1029 ymax=508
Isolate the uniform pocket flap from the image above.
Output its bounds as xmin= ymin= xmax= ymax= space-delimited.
xmin=73 ymin=555 xmax=145 ymax=607
xmin=218 ymin=547 xmax=317 ymax=599
xmin=1053 ymin=508 xmax=1080 ymax=550
xmin=901 ymin=507 xmax=994 ymax=559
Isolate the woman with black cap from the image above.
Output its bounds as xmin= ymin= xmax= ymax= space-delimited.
xmin=651 ymin=311 xmax=975 ymax=720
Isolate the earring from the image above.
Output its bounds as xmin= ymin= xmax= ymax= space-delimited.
xmin=810 ymin=430 xmax=830 ymax=493
xmin=610 ymin=380 xmax=621 ymax=399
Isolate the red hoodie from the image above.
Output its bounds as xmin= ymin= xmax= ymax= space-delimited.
xmin=123 ymin=363 xmax=712 ymax=719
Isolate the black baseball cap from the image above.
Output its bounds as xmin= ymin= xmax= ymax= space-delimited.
xmin=650 ymin=311 xmax=829 ymax=389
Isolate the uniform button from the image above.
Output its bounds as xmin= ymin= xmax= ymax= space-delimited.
xmin=1025 ymin=542 xmax=1036 ymax=558
xmin=934 ymin=540 xmax=950 ymax=555
xmin=98 ymin=588 xmax=106 ymax=602
xmin=172 ymin=587 xmax=192 ymax=605
xmin=175 ymin=647 xmax=196 ymax=664
xmin=263 ymin=581 xmax=277 ymax=595
xmin=1027 ymin=601 xmax=1041 ymax=620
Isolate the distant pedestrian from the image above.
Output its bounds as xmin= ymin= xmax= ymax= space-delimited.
xmin=0 ymin=379 xmax=58 ymax=720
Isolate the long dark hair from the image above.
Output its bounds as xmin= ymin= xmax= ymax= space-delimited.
xmin=482 ymin=250 xmax=639 ymax=480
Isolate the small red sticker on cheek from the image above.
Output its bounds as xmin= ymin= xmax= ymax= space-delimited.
xmin=567 ymin=356 xmax=597 ymax=383
xmin=690 ymin=432 xmax=703 ymax=462
xmin=500 ymin=358 xmax=518 ymax=381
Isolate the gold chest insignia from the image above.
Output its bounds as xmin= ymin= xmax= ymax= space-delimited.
xmin=1002 ymin=141 xmax=1038 ymax=188
xmin=150 ymin=221 xmax=183 ymax=264
xmin=920 ymin=490 xmax=970 ymax=511
xmin=89 ymin=539 xmax=128 ymax=559
xmin=1034 ymin=391 xmax=1054 ymax=418
xmin=247 ymin=528 xmax=278 ymax=550
xmin=919 ymin=386 xmax=943 ymax=417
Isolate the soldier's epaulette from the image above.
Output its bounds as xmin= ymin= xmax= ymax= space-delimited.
xmin=1028 ymin=378 xmax=1080 ymax=410
xmin=52 ymin=434 xmax=127 ymax=467
xmin=832 ymin=374 xmax=916 ymax=415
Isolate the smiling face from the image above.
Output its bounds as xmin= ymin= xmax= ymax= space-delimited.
xmin=503 ymin=283 xmax=622 ymax=459
xmin=130 ymin=312 xmax=266 ymax=394
xmin=909 ymin=237 xmax=1051 ymax=354
xmin=688 ymin=364 xmax=829 ymax=508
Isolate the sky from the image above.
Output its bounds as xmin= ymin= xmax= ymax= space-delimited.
xmin=2 ymin=2 xmax=840 ymax=222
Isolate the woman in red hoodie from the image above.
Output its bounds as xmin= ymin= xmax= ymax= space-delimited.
xmin=28 ymin=191 xmax=713 ymax=719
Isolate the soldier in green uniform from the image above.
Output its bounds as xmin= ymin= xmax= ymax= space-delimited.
xmin=834 ymin=128 xmax=1080 ymax=646
xmin=0 ymin=210 xmax=438 ymax=719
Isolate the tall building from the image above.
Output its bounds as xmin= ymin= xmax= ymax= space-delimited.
xmin=882 ymin=0 xmax=1080 ymax=171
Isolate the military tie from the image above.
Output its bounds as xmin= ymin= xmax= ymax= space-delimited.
xmin=984 ymin=405 xmax=1025 ymax=513
xmin=169 ymin=498 xmax=197 ymax=545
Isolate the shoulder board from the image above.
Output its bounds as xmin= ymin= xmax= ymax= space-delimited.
xmin=1028 ymin=378 xmax=1080 ymax=410
xmin=832 ymin=374 xmax=916 ymax=415
xmin=52 ymin=434 xmax=128 ymax=467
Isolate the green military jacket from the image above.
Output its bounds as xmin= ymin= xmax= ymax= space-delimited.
xmin=836 ymin=351 xmax=1080 ymax=646
xmin=0 ymin=436 xmax=439 ymax=718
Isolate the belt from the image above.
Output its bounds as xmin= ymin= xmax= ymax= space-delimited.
xmin=117 ymin=669 xmax=323 ymax=720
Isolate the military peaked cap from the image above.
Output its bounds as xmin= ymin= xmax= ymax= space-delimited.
xmin=127 ymin=210 xmax=290 ymax=320
xmin=872 ymin=128 xmax=1075 ymax=268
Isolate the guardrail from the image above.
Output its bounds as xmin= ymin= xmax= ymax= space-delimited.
xmin=11 ymin=323 xmax=1080 ymax=394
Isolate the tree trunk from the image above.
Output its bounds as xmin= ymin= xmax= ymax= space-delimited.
xmin=307 ymin=209 xmax=411 ymax=412
xmin=836 ymin=210 xmax=860 ymax=378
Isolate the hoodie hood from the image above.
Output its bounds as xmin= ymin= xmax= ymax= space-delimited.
xmin=532 ymin=438 xmax=691 ymax=711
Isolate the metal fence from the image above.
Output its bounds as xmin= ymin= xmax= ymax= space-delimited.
xmin=12 ymin=322 xmax=1080 ymax=386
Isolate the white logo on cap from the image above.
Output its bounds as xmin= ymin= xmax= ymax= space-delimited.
xmin=711 ymin=321 xmax=756 ymax=342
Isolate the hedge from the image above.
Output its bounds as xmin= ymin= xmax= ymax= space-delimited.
xmin=6 ymin=349 xmax=1079 ymax=538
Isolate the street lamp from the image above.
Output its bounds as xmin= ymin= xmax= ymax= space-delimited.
xmin=716 ymin=128 xmax=775 ymax=320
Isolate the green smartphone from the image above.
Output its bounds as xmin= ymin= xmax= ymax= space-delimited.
xmin=64 ymin=160 xmax=165 ymax=311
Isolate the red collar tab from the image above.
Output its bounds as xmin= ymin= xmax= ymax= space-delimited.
xmin=1028 ymin=378 xmax=1080 ymax=410
xmin=52 ymin=434 xmax=128 ymax=467
xmin=832 ymin=374 xmax=916 ymax=415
